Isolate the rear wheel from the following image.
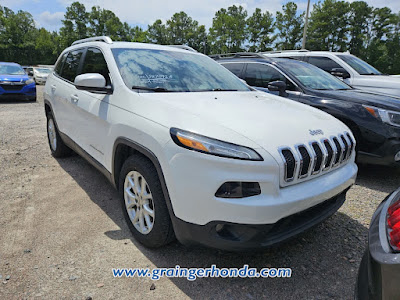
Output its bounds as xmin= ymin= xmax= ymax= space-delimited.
xmin=119 ymin=155 xmax=175 ymax=248
xmin=46 ymin=113 xmax=72 ymax=158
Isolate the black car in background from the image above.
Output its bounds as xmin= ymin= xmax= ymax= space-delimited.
xmin=212 ymin=53 xmax=400 ymax=166
xmin=355 ymin=189 xmax=400 ymax=299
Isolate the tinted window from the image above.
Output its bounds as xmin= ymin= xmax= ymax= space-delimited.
xmin=307 ymin=56 xmax=342 ymax=72
xmin=54 ymin=53 xmax=67 ymax=75
xmin=336 ymin=54 xmax=381 ymax=75
xmin=243 ymin=63 xmax=296 ymax=90
xmin=112 ymin=48 xmax=250 ymax=92
xmin=280 ymin=60 xmax=351 ymax=90
xmin=81 ymin=48 xmax=111 ymax=85
xmin=221 ymin=63 xmax=244 ymax=78
xmin=61 ymin=49 xmax=84 ymax=82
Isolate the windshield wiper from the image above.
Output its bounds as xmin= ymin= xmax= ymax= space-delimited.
xmin=197 ymin=88 xmax=238 ymax=92
xmin=132 ymin=85 xmax=170 ymax=92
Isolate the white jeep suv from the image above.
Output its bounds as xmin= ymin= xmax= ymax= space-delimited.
xmin=264 ymin=50 xmax=400 ymax=97
xmin=44 ymin=36 xmax=358 ymax=250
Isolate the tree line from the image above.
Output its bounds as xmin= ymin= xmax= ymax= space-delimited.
xmin=0 ymin=0 xmax=399 ymax=73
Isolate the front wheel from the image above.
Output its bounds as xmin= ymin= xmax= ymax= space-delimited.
xmin=119 ymin=155 xmax=175 ymax=248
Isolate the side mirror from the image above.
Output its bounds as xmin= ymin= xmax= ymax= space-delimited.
xmin=330 ymin=68 xmax=350 ymax=79
xmin=268 ymin=80 xmax=288 ymax=97
xmin=74 ymin=73 xmax=111 ymax=94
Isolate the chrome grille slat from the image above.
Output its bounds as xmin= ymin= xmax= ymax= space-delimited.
xmin=279 ymin=132 xmax=355 ymax=185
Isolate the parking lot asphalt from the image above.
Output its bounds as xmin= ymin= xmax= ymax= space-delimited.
xmin=1 ymin=86 xmax=400 ymax=299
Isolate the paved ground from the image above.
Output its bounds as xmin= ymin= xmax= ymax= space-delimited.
xmin=1 ymin=86 xmax=400 ymax=299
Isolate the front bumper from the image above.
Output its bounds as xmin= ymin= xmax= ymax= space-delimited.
xmin=173 ymin=189 xmax=348 ymax=251
xmin=0 ymin=82 xmax=36 ymax=100
xmin=355 ymin=191 xmax=400 ymax=300
xmin=357 ymin=122 xmax=400 ymax=166
xmin=161 ymin=141 xmax=357 ymax=249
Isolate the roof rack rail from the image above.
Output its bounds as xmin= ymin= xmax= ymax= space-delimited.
xmin=261 ymin=49 xmax=310 ymax=54
xmin=72 ymin=36 xmax=113 ymax=46
xmin=167 ymin=45 xmax=197 ymax=52
xmin=209 ymin=52 xmax=265 ymax=60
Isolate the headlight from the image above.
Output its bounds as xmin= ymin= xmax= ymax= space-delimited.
xmin=25 ymin=79 xmax=34 ymax=85
xmin=363 ymin=105 xmax=400 ymax=127
xmin=170 ymin=128 xmax=263 ymax=161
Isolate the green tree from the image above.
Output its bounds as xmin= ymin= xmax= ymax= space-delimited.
xmin=275 ymin=2 xmax=304 ymax=50
xmin=348 ymin=1 xmax=372 ymax=58
xmin=88 ymin=6 xmax=128 ymax=41
xmin=59 ymin=2 xmax=89 ymax=48
xmin=307 ymin=0 xmax=350 ymax=51
xmin=208 ymin=5 xmax=248 ymax=54
xmin=146 ymin=19 xmax=168 ymax=44
xmin=247 ymin=8 xmax=275 ymax=52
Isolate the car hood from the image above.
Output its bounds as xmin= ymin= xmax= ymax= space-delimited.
xmin=357 ymin=75 xmax=400 ymax=86
xmin=0 ymin=74 xmax=29 ymax=82
xmin=309 ymin=88 xmax=400 ymax=111
xmin=137 ymin=91 xmax=350 ymax=159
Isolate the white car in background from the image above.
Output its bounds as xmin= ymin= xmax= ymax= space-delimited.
xmin=33 ymin=67 xmax=53 ymax=84
xmin=263 ymin=50 xmax=400 ymax=97
xmin=43 ymin=36 xmax=357 ymax=250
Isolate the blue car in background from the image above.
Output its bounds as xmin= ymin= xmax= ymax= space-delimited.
xmin=0 ymin=62 xmax=36 ymax=101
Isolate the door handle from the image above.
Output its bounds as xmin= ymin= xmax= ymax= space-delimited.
xmin=51 ymin=85 xmax=56 ymax=91
xmin=71 ymin=94 xmax=79 ymax=103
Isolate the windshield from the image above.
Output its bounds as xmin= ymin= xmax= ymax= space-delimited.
xmin=336 ymin=55 xmax=381 ymax=75
xmin=0 ymin=64 xmax=25 ymax=75
xmin=35 ymin=68 xmax=52 ymax=74
xmin=111 ymin=48 xmax=250 ymax=92
xmin=280 ymin=60 xmax=352 ymax=90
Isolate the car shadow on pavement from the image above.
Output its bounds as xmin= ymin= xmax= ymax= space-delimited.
xmin=56 ymin=156 xmax=368 ymax=300
xmin=356 ymin=163 xmax=400 ymax=193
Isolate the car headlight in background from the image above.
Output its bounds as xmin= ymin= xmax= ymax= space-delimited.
xmin=25 ymin=79 xmax=35 ymax=85
xmin=363 ymin=105 xmax=400 ymax=127
xmin=170 ymin=128 xmax=263 ymax=161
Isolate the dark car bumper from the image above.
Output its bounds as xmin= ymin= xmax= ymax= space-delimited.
xmin=172 ymin=190 xmax=348 ymax=251
xmin=355 ymin=191 xmax=400 ymax=300
xmin=0 ymin=82 xmax=36 ymax=100
xmin=357 ymin=138 xmax=400 ymax=166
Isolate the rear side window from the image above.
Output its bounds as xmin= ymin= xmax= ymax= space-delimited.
xmin=61 ymin=49 xmax=84 ymax=82
xmin=81 ymin=48 xmax=111 ymax=86
xmin=221 ymin=63 xmax=244 ymax=78
xmin=54 ymin=53 xmax=67 ymax=75
xmin=307 ymin=56 xmax=341 ymax=72
xmin=243 ymin=63 xmax=296 ymax=90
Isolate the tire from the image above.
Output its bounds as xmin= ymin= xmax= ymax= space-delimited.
xmin=29 ymin=96 xmax=36 ymax=102
xmin=46 ymin=112 xmax=72 ymax=158
xmin=119 ymin=155 xmax=175 ymax=248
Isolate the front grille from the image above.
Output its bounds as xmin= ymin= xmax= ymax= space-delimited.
xmin=332 ymin=137 xmax=342 ymax=165
xmin=323 ymin=140 xmax=334 ymax=168
xmin=297 ymin=146 xmax=311 ymax=177
xmin=0 ymin=83 xmax=25 ymax=91
xmin=311 ymin=142 xmax=323 ymax=173
xmin=281 ymin=149 xmax=296 ymax=181
xmin=279 ymin=132 xmax=355 ymax=186
xmin=340 ymin=135 xmax=349 ymax=161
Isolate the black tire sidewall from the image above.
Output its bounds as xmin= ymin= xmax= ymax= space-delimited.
xmin=119 ymin=155 xmax=174 ymax=248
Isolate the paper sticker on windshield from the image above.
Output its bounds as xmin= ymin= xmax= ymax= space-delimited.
xmin=139 ymin=74 xmax=174 ymax=83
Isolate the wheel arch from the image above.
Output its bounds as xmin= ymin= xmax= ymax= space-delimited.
xmin=112 ymin=137 xmax=176 ymax=216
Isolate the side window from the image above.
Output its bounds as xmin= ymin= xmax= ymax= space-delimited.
xmin=61 ymin=49 xmax=85 ymax=83
xmin=244 ymin=63 xmax=296 ymax=91
xmin=221 ymin=63 xmax=244 ymax=78
xmin=307 ymin=56 xmax=341 ymax=72
xmin=54 ymin=53 xmax=67 ymax=75
xmin=80 ymin=48 xmax=111 ymax=86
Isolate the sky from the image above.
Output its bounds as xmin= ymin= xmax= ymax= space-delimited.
xmin=2 ymin=0 xmax=400 ymax=32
